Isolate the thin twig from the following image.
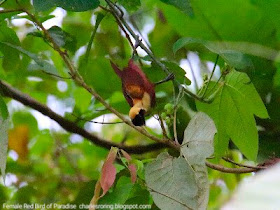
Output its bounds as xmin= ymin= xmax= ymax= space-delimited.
xmin=222 ymin=157 xmax=266 ymax=170
xmin=102 ymin=1 xmax=143 ymax=64
xmin=42 ymin=71 xmax=72 ymax=80
xmin=157 ymin=114 xmax=169 ymax=139
xmin=105 ymin=0 xmax=170 ymax=74
xmin=71 ymin=113 xmax=124 ymax=125
xmin=186 ymin=58 xmax=198 ymax=92
xmin=206 ymin=161 xmax=257 ymax=174
xmin=202 ymin=54 xmax=219 ymax=98
xmin=129 ymin=15 xmax=151 ymax=48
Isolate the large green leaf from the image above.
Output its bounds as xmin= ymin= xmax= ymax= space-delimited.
xmin=125 ymin=183 xmax=151 ymax=206
xmin=118 ymin=0 xmax=141 ymax=11
xmin=0 ymin=42 xmax=59 ymax=76
xmin=162 ymin=61 xmax=191 ymax=85
xmin=0 ymin=117 xmax=9 ymax=181
xmin=0 ymin=0 xmax=31 ymax=10
xmin=99 ymin=176 xmax=134 ymax=205
xmin=181 ymin=112 xmax=216 ymax=210
xmin=173 ymin=37 xmax=253 ymax=70
xmin=79 ymin=57 xmax=121 ymax=99
xmin=145 ymin=152 xmax=198 ymax=210
xmin=12 ymin=111 xmax=38 ymax=138
xmin=160 ymin=0 xmax=276 ymax=45
xmin=196 ymin=69 xmax=269 ymax=160
xmin=33 ymin=0 xmax=100 ymax=12
xmin=160 ymin=0 xmax=193 ymax=16
xmin=47 ymin=26 xmax=77 ymax=52
xmin=83 ymin=13 xmax=105 ymax=66
xmin=0 ymin=22 xmax=20 ymax=71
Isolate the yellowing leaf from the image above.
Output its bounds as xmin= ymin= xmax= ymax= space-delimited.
xmin=8 ymin=125 xmax=29 ymax=161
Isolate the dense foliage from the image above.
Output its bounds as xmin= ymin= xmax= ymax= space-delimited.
xmin=0 ymin=0 xmax=280 ymax=209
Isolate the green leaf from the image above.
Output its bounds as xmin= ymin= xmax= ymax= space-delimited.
xmin=12 ymin=111 xmax=38 ymax=138
xmin=125 ymin=183 xmax=151 ymax=206
xmin=0 ymin=22 xmax=20 ymax=71
xmin=181 ymin=112 xmax=217 ymax=209
xmin=29 ymin=130 xmax=54 ymax=157
xmin=48 ymin=26 xmax=77 ymax=52
xmin=160 ymin=0 xmax=193 ymax=17
xmin=13 ymin=14 xmax=56 ymax=24
xmin=99 ymin=176 xmax=134 ymax=205
xmin=78 ymin=57 xmax=121 ymax=99
xmin=173 ymin=37 xmax=253 ymax=70
xmin=162 ymin=61 xmax=191 ymax=85
xmin=83 ymin=13 xmax=105 ymax=65
xmin=0 ymin=117 xmax=9 ymax=181
xmin=196 ymin=70 xmax=269 ymax=160
xmin=33 ymin=0 xmax=100 ymax=12
xmin=0 ymin=42 xmax=59 ymax=76
xmin=0 ymin=96 xmax=8 ymax=120
xmin=73 ymin=88 xmax=92 ymax=113
xmin=72 ymin=180 xmax=97 ymax=205
xmin=145 ymin=152 xmax=198 ymax=210
xmin=0 ymin=10 xmax=21 ymax=22
xmin=118 ymin=0 xmax=141 ymax=11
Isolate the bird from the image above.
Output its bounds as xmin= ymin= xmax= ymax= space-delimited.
xmin=110 ymin=59 xmax=173 ymax=126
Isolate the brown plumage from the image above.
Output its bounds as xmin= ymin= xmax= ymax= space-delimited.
xmin=110 ymin=59 xmax=156 ymax=126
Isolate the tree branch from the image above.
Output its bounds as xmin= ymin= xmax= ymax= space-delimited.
xmin=0 ymin=80 xmax=166 ymax=154
xmin=0 ymin=81 xmax=257 ymax=173
xmin=205 ymin=161 xmax=258 ymax=174
xmin=222 ymin=157 xmax=266 ymax=170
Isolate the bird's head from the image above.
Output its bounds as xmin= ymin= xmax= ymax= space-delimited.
xmin=129 ymin=107 xmax=146 ymax=126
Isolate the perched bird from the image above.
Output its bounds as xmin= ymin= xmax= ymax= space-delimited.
xmin=110 ymin=59 xmax=156 ymax=126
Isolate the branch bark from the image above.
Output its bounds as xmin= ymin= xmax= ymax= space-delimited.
xmin=205 ymin=161 xmax=257 ymax=174
xmin=0 ymin=80 xmax=166 ymax=154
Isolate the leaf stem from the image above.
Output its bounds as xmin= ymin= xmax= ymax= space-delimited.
xmin=202 ymin=54 xmax=219 ymax=98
